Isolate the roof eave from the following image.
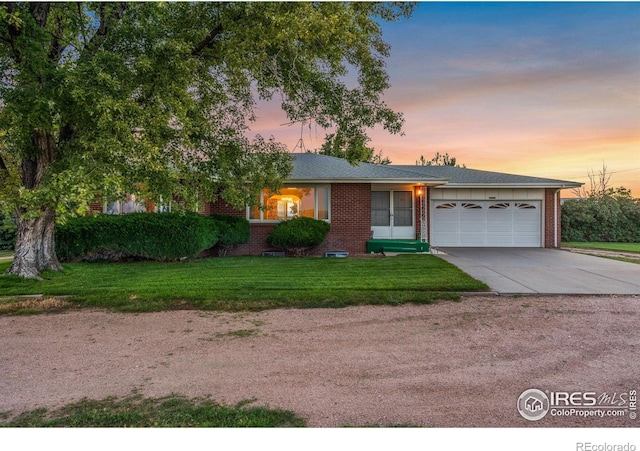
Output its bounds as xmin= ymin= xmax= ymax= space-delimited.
xmin=287 ymin=178 xmax=449 ymax=185
xmin=435 ymin=183 xmax=583 ymax=189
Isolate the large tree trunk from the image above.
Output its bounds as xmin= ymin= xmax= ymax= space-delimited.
xmin=4 ymin=129 xmax=62 ymax=279
xmin=5 ymin=207 xmax=62 ymax=280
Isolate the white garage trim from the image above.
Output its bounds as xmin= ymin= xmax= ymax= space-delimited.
xmin=430 ymin=188 xmax=545 ymax=201
xmin=430 ymin=200 xmax=542 ymax=247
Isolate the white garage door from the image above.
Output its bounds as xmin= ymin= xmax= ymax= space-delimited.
xmin=431 ymin=201 xmax=541 ymax=247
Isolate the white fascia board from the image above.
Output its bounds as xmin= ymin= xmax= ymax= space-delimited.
xmin=434 ymin=183 xmax=583 ymax=189
xmin=287 ymin=178 xmax=449 ymax=185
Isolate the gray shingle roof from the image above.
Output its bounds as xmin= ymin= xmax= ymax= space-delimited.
xmin=394 ymin=165 xmax=582 ymax=187
xmin=290 ymin=153 xmax=447 ymax=183
xmin=290 ymin=153 xmax=581 ymax=188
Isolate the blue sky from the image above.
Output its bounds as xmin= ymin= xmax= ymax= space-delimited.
xmin=255 ymin=2 xmax=640 ymax=194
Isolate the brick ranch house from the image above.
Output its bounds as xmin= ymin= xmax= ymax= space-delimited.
xmin=196 ymin=153 xmax=582 ymax=256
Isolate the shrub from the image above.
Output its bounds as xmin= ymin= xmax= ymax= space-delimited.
xmin=266 ymin=216 xmax=330 ymax=256
xmin=208 ymin=214 xmax=250 ymax=256
xmin=56 ymin=213 xmax=219 ymax=262
xmin=562 ymin=191 xmax=640 ymax=242
xmin=0 ymin=210 xmax=17 ymax=250
xmin=209 ymin=214 xmax=250 ymax=247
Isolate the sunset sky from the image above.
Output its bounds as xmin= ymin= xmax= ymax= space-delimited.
xmin=252 ymin=2 xmax=640 ymax=196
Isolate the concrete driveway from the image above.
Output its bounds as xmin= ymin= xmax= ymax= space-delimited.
xmin=438 ymin=248 xmax=640 ymax=294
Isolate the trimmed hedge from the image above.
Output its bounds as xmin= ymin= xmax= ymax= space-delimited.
xmin=209 ymin=214 xmax=250 ymax=246
xmin=56 ymin=213 xmax=220 ymax=262
xmin=208 ymin=214 xmax=250 ymax=256
xmin=266 ymin=216 xmax=330 ymax=256
xmin=0 ymin=210 xmax=17 ymax=251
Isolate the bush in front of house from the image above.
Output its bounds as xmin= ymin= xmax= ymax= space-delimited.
xmin=56 ymin=213 xmax=219 ymax=262
xmin=209 ymin=213 xmax=250 ymax=256
xmin=266 ymin=216 xmax=330 ymax=256
xmin=209 ymin=214 xmax=250 ymax=248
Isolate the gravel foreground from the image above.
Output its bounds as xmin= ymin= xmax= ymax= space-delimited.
xmin=1 ymin=295 xmax=638 ymax=428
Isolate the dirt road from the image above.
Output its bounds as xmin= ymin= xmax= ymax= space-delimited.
xmin=1 ymin=295 xmax=638 ymax=427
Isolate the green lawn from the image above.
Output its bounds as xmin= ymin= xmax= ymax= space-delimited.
xmin=0 ymin=393 xmax=417 ymax=427
xmin=0 ymin=255 xmax=488 ymax=313
xmin=562 ymin=242 xmax=640 ymax=253
xmin=0 ymin=250 xmax=13 ymax=258
xmin=1 ymin=395 xmax=305 ymax=427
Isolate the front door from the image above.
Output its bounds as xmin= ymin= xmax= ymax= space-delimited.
xmin=371 ymin=191 xmax=414 ymax=239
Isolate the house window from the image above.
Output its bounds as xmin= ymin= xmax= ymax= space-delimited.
xmin=104 ymin=194 xmax=147 ymax=214
xmin=151 ymin=196 xmax=172 ymax=213
xmin=249 ymin=186 xmax=330 ymax=222
xmin=104 ymin=195 xmax=171 ymax=214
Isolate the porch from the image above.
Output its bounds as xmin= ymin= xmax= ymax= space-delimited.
xmin=367 ymin=184 xmax=431 ymax=254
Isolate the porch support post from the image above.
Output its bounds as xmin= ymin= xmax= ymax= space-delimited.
xmin=417 ymin=185 xmax=427 ymax=242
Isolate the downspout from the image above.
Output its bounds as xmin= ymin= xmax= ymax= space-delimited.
xmin=554 ymin=188 xmax=562 ymax=248
xmin=554 ymin=190 xmax=558 ymax=248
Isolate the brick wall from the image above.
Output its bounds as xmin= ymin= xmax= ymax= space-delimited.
xmin=544 ymin=188 xmax=561 ymax=248
xmin=88 ymin=196 xmax=103 ymax=214
xmin=200 ymin=198 xmax=244 ymax=217
xmin=206 ymin=183 xmax=372 ymax=256
xmin=318 ymin=183 xmax=371 ymax=256
xmin=88 ymin=201 xmax=102 ymax=214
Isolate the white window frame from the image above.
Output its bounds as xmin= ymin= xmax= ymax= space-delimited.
xmin=103 ymin=195 xmax=172 ymax=214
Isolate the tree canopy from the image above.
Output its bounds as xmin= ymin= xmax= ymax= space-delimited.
xmin=314 ymin=131 xmax=391 ymax=164
xmin=416 ymin=152 xmax=465 ymax=167
xmin=0 ymin=2 xmax=413 ymax=278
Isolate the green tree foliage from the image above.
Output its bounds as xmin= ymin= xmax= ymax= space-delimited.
xmin=267 ymin=216 xmax=330 ymax=256
xmin=0 ymin=2 xmax=413 ymax=278
xmin=315 ymin=131 xmax=391 ymax=164
xmin=416 ymin=152 xmax=465 ymax=167
xmin=562 ymin=188 xmax=640 ymax=242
